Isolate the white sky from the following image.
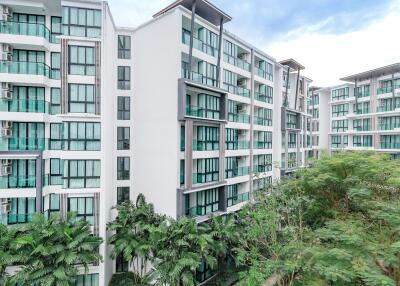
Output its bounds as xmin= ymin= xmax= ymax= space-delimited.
xmin=266 ymin=0 xmax=400 ymax=86
xmin=108 ymin=0 xmax=400 ymax=87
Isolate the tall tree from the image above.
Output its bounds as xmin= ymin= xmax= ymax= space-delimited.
xmin=9 ymin=213 xmax=102 ymax=286
xmin=108 ymin=194 xmax=163 ymax=279
xmin=151 ymin=218 xmax=217 ymax=286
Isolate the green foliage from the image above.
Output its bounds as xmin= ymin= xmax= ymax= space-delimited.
xmin=107 ymin=194 xmax=163 ymax=278
xmin=8 ymin=213 xmax=102 ymax=286
xmin=109 ymin=272 xmax=149 ymax=286
xmin=236 ymin=152 xmax=400 ymax=286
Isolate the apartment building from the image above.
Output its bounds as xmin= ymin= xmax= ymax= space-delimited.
xmin=133 ymin=1 xmax=313 ymax=221
xmin=0 ymin=0 xmax=313 ymax=284
xmin=327 ymin=63 xmax=400 ymax=159
xmin=0 ymin=0 xmax=135 ymax=284
xmin=307 ymin=86 xmax=330 ymax=159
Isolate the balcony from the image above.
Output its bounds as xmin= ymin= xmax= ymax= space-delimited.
xmin=225 ymin=166 xmax=249 ymax=179
xmin=182 ymin=68 xmax=218 ymax=88
xmin=193 ymin=140 xmax=219 ymax=151
xmin=182 ymin=29 xmax=218 ymax=57
xmin=0 ymin=99 xmax=49 ymax=113
xmin=380 ymin=143 xmax=400 ymax=149
xmin=253 ymin=165 xmax=272 ymax=173
xmin=253 ymin=116 xmax=272 ymax=126
xmin=186 ymin=105 xmax=220 ymax=120
xmin=228 ymin=113 xmax=250 ymax=124
xmin=184 ymin=187 xmax=222 ymax=219
xmin=223 ymin=83 xmax=250 ymax=98
xmin=6 ymin=213 xmax=34 ymax=225
xmin=0 ymin=61 xmax=51 ymax=77
xmin=223 ymin=53 xmax=251 ymax=71
xmin=226 ymin=140 xmax=250 ymax=150
xmin=192 ymin=172 xmax=219 ymax=184
xmin=255 ymin=91 xmax=273 ymax=104
xmin=0 ymin=20 xmax=57 ymax=43
xmin=227 ymin=192 xmax=249 ymax=207
xmin=253 ymin=141 xmax=272 ymax=149
xmin=1 ymin=137 xmax=46 ymax=151
xmin=0 ymin=175 xmax=36 ymax=189
xmin=377 ymin=86 xmax=392 ymax=95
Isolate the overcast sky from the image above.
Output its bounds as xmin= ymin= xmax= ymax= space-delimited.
xmin=108 ymin=0 xmax=400 ymax=87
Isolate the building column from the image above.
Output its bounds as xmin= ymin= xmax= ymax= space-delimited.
xmin=35 ymin=152 xmax=43 ymax=212
xmin=184 ymin=120 xmax=194 ymax=189
xmin=187 ymin=0 xmax=197 ymax=80
xmin=216 ymin=17 xmax=224 ymax=87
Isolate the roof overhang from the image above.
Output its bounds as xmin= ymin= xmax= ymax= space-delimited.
xmin=279 ymin=58 xmax=305 ymax=71
xmin=153 ymin=0 xmax=232 ymax=26
xmin=341 ymin=63 xmax=400 ymax=82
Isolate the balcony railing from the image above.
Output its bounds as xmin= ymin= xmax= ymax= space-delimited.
xmin=0 ymin=20 xmax=57 ymax=43
xmin=225 ymin=166 xmax=249 ymax=179
xmin=186 ymin=105 xmax=220 ymax=120
xmin=0 ymin=175 xmax=36 ymax=189
xmin=223 ymin=53 xmax=251 ymax=71
xmin=193 ymin=140 xmax=219 ymax=151
xmin=380 ymin=142 xmax=400 ymax=149
xmin=6 ymin=137 xmax=46 ymax=151
xmin=182 ymin=29 xmax=218 ymax=57
xmin=379 ymin=123 xmax=400 ymax=130
xmin=226 ymin=140 xmax=250 ymax=150
xmin=377 ymin=86 xmax=392 ymax=94
xmin=182 ymin=68 xmax=218 ymax=88
xmin=253 ymin=116 xmax=272 ymax=126
xmin=254 ymin=91 xmax=273 ymax=104
xmin=253 ymin=141 xmax=272 ymax=149
xmin=377 ymin=104 xmax=400 ymax=113
xmin=186 ymin=205 xmax=219 ymax=218
xmin=223 ymin=83 xmax=250 ymax=98
xmin=0 ymin=61 xmax=51 ymax=77
xmin=254 ymin=67 xmax=273 ymax=81
xmin=6 ymin=213 xmax=34 ymax=225
xmin=0 ymin=99 xmax=49 ymax=113
xmin=228 ymin=113 xmax=250 ymax=124
xmin=253 ymin=165 xmax=272 ymax=173
xmin=192 ymin=173 xmax=219 ymax=184
xmin=227 ymin=192 xmax=249 ymax=207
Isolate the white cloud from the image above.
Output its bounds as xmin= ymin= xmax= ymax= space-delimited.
xmin=265 ymin=0 xmax=400 ymax=87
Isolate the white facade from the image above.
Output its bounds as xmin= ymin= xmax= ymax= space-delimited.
xmin=0 ymin=0 xmax=314 ymax=284
xmin=325 ymin=63 xmax=400 ymax=158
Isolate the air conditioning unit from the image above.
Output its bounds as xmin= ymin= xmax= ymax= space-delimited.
xmin=1 ymin=90 xmax=11 ymax=100
xmin=5 ymin=53 xmax=12 ymax=61
xmin=1 ymin=165 xmax=12 ymax=176
xmin=2 ymin=6 xmax=11 ymax=16
xmin=0 ymin=14 xmax=10 ymax=21
xmin=237 ymin=129 xmax=244 ymax=136
xmin=237 ymin=78 xmax=246 ymax=87
xmin=1 ymin=159 xmax=11 ymax=166
xmin=1 ymin=128 xmax=11 ymax=137
xmin=2 ymin=44 xmax=12 ymax=53
xmin=2 ymin=121 xmax=12 ymax=129
xmin=237 ymin=105 xmax=246 ymax=113
xmin=1 ymin=199 xmax=11 ymax=214
xmin=1 ymin=82 xmax=11 ymax=90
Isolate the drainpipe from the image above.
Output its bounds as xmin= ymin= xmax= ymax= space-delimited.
xmin=187 ymin=0 xmax=197 ymax=80
xmin=216 ymin=17 xmax=224 ymax=88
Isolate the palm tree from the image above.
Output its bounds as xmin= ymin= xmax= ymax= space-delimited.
xmin=9 ymin=213 xmax=102 ymax=286
xmin=0 ymin=224 xmax=20 ymax=285
xmin=151 ymin=218 xmax=217 ymax=286
xmin=207 ymin=215 xmax=241 ymax=268
xmin=108 ymin=194 xmax=163 ymax=278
